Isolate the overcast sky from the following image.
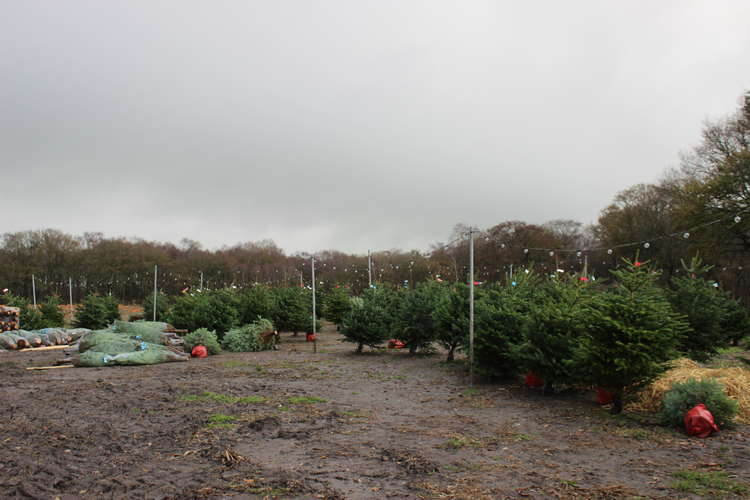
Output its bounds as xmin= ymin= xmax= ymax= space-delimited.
xmin=2 ymin=1 xmax=749 ymax=254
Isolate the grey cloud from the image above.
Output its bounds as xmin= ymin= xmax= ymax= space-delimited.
xmin=2 ymin=1 xmax=749 ymax=253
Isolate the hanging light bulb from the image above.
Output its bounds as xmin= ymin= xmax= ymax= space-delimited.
xmin=683 ymin=232 xmax=690 ymax=239
xmin=500 ymin=243 xmax=506 ymax=249
xmin=549 ymin=251 xmax=555 ymax=257
xmin=735 ymin=215 xmax=742 ymax=223
xmin=523 ymin=248 xmax=529 ymax=254
xmin=576 ymin=251 xmax=582 ymax=257
xmin=644 ymin=242 xmax=650 ymax=249
xmin=607 ymin=249 xmax=613 ymax=255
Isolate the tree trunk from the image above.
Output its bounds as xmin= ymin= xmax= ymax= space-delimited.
xmin=610 ymin=390 xmax=624 ymax=414
xmin=356 ymin=342 xmax=363 ymax=354
xmin=446 ymin=345 xmax=455 ymax=362
xmin=409 ymin=344 xmax=418 ymax=355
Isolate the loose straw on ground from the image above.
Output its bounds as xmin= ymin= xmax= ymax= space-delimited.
xmin=628 ymin=358 xmax=750 ymax=424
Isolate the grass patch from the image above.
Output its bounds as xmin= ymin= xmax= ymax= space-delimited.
xmin=221 ymin=361 xmax=247 ymax=368
xmin=462 ymin=388 xmax=480 ymax=397
xmin=206 ymin=413 xmax=237 ymax=430
xmin=288 ymin=396 xmax=327 ymax=404
xmin=236 ymin=395 xmax=266 ymax=404
xmin=180 ymin=391 xmax=265 ymax=405
xmin=440 ymin=434 xmax=483 ymax=450
xmin=670 ymin=469 xmax=748 ymax=497
xmin=443 ymin=437 xmax=468 ymax=449
xmin=513 ymin=433 xmax=533 ymax=441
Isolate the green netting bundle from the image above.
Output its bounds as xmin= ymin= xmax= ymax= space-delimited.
xmin=73 ymin=348 xmax=189 ymax=367
xmin=37 ymin=328 xmax=70 ymax=344
xmin=66 ymin=328 xmax=91 ymax=341
xmin=78 ymin=330 xmax=146 ymax=353
xmin=222 ymin=318 xmax=276 ymax=352
xmin=14 ymin=330 xmax=43 ymax=347
xmin=111 ymin=320 xmax=168 ymax=344
xmin=0 ymin=333 xmax=19 ymax=350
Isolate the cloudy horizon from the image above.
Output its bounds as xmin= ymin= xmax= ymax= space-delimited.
xmin=3 ymin=1 xmax=750 ymax=254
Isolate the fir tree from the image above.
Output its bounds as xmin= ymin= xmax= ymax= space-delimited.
xmin=75 ymin=294 xmax=115 ymax=330
xmin=237 ymin=286 xmax=276 ymax=325
xmin=395 ymin=282 xmax=444 ymax=354
xmin=668 ymin=256 xmax=748 ymax=358
xmin=142 ymin=291 xmax=169 ymax=322
xmin=514 ymin=275 xmax=593 ymax=388
xmin=433 ymin=283 xmax=468 ymax=362
xmin=322 ymin=286 xmax=352 ymax=329
xmin=168 ymin=290 xmax=238 ymax=338
xmin=341 ymin=287 xmax=393 ymax=353
xmin=473 ymin=270 xmax=539 ymax=379
xmin=39 ymin=295 xmax=65 ymax=328
xmin=272 ymin=287 xmax=311 ymax=334
xmin=101 ymin=294 xmax=121 ymax=324
xmin=576 ymin=260 xmax=688 ymax=414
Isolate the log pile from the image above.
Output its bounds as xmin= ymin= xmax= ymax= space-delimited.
xmin=0 ymin=306 xmax=20 ymax=332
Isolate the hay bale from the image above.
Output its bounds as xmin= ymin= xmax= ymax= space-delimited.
xmin=628 ymin=358 xmax=750 ymax=424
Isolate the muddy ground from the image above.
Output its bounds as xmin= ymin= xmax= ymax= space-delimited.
xmin=1 ymin=324 xmax=749 ymax=499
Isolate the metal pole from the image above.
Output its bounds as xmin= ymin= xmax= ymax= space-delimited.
xmin=312 ymin=256 xmax=317 ymax=354
xmin=583 ymin=254 xmax=588 ymax=277
xmin=153 ymin=265 xmax=158 ymax=321
xmin=469 ymin=229 xmax=475 ymax=385
xmin=368 ymin=250 xmax=372 ymax=288
xmin=69 ymin=277 xmax=73 ymax=309
xmin=509 ymin=263 xmax=513 ymax=283
xmin=32 ymin=274 xmax=37 ymax=307
xmin=199 ymin=271 xmax=203 ymax=291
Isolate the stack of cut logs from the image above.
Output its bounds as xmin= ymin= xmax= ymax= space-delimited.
xmin=0 ymin=306 xmax=20 ymax=332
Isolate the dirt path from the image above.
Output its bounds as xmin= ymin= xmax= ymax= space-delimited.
xmin=1 ymin=324 xmax=748 ymax=499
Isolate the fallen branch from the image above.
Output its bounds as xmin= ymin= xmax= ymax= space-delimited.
xmin=26 ymin=365 xmax=74 ymax=371
xmin=19 ymin=345 xmax=70 ymax=352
